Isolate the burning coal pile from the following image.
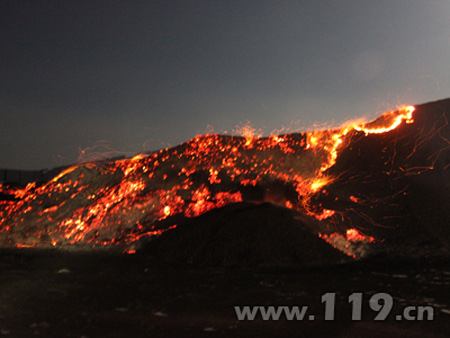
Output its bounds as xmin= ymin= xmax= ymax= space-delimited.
xmin=1 ymin=98 xmax=450 ymax=265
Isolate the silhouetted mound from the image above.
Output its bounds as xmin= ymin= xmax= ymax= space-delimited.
xmin=312 ymin=98 xmax=450 ymax=258
xmin=142 ymin=202 xmax=350 ymax=267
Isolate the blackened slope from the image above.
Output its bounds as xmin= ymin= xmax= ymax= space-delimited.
xmin=143 ymin=202 xmax=350 ymax=267
xmin=314 ymin=98 xmax=450 ymax=257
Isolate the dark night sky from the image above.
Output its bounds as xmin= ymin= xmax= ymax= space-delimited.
xmin=1 ymin=1 xmax=450 ymax=170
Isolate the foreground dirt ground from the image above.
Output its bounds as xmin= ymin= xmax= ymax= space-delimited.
xmin=0 ymin=249 xmax=449 ymax=338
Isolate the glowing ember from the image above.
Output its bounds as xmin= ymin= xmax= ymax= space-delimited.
xmin=163 ymin=206 xmax=171 ymax=217
xmin=319 ymin=228 xmax=375 ymax=258
xmin=0 ymin=105 xmax=419 ymax=253
xmin=346 ymin=229 xmax=375 ymax=243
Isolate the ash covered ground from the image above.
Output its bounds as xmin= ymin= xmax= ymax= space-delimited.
xmin=1 ymin=248 xmax=450 ymax=337
xmin=1 ymin=98 xmax=450 ymax=336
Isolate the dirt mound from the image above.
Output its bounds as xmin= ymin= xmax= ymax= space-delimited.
xmin=142 ymin=202 xmax=350 ymax=267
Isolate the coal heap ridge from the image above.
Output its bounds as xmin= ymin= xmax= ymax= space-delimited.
xmin=2 ymin=98 xmax=450 ymax=267
xmin=144 ymin=98 xmax=450 ymax=266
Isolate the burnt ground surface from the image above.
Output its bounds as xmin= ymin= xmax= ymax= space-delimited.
xmin=0 ymin=249 xmax=450 ymax=338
